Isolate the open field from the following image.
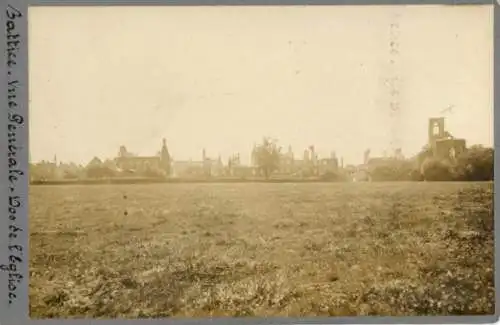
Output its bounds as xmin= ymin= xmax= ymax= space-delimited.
xmin=30 ymin=182 xmax=494 ymax=318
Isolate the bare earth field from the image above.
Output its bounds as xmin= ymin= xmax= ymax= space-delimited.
xmin=29 ymin=182 xmax=494 ymax=318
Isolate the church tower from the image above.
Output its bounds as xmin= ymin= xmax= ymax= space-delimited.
xmin=160 ymin=138 xmax=171 ymax=177
xmin=428 ymin=117 xmax=446 ymax=153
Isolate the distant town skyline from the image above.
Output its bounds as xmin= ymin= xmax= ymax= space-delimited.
xmin=29 ymin=5 xmax=493 ymax=166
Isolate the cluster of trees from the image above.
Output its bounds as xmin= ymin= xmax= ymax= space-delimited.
xmin=369 ymin=145 xmax=494 ymax=182
xmin=253 ymin=137 xmax=494 ymax=182
xmin=253 ymin=137 xmax=348 ymax=180
xmin=86 ymin=166 xmax=116 ymax=179
xmin=33 ymin=138 xmax=493 ymax=183
xmin=420 ymin=145 xmax=493 ymax=181
xmin=370 ymin=160 xmax=419 ymax=182
xmin=253 ymin=137 xmax=281 ymax=179
xmin=30 ymin=163 xmax=84 ymax=181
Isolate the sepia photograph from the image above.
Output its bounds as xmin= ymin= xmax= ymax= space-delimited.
xmin=28 ymin=5 xmax=494 ymax=318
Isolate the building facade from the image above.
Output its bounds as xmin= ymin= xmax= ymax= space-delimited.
xmin=114 ymin=139 xmax=171 ymax=176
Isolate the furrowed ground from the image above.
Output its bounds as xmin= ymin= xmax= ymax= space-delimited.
xmin=29 ymin=182 xmax=494 ymax=318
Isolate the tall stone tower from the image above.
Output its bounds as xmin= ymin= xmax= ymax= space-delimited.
xmin=330 ymin=151 xmax=339 ymax=170
xmin=160 ymin=138 xmax=171 ymax=177
xmin=303 ymin=149 xmax=310 ymax=162
xmin=428 ymin=117 xmax=446 ymax=149
xmin=309 ymin=146 xmax=316 ymax=163
xmin=363 ymin=149 xmax=370 ymax=165
xmin=118 ymin=145 xmax=128 ymax=158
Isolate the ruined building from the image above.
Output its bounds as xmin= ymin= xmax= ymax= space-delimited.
xmin=250 ymin=144 xmax=338 ymax=177
xmin=428 ymin=117 xmax=466 ymax=160
xmin=115 ymin=138 xmax=171 ymax=176
xmin=169 ymin=148 xmax=224 ymax=178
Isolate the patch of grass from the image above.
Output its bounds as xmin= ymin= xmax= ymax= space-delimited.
xmin=29 ymin=182 xmax=494 ymax=318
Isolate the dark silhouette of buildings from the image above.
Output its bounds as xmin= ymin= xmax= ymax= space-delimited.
xmin=115 ymin=138 xmax=171 ymax=176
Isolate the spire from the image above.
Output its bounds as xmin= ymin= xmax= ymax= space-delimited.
xmin=119 ymin=145 xmax=127 ymax=158
xmin=364 ymin=149 xmax=370 ymax=164
xmin=160 ymin=138 xmax=170 ymax=161
xmin=287 ymin=145 xmax=294 ymax=160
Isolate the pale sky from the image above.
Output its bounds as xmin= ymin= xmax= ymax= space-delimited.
xmin=29 ymin=5 xmax=493 ymax=165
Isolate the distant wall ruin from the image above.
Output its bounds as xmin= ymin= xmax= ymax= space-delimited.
xmin=428 ymin=117 xmax=466 ymax=161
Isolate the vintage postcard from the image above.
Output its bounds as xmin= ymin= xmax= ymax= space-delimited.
xmin=23 ymin=3 xmax=494 ymax=320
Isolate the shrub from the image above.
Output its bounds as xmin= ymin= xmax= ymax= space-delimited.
xmin=455 ymin=146 xmax=493 ymax=181
xmin=320 ymin=171 xmax=347 ymax=182
xmin=369 ymin=160 xmax=415 ymax=182
xmin=86 ymin=166 xmax=116 ymax=179
xmin=142 ymin=168 xmax=165 ymax=179
xmin=421 ymin=158 xmax=453 ymax=181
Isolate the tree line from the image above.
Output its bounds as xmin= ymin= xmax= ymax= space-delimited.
xmin=253 ymin=137 xmax=493 ymax=182
xmin=32 ymin=138 xmax=493 ymax=182
xmin=417 ymin=145 xmax=493 ymax=182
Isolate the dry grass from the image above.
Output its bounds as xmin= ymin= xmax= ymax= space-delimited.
xmin=29 ymin=182 xmax=494 ymax=318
